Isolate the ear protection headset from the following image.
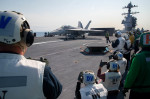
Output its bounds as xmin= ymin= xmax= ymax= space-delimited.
xmin=21 ymin=21 xmax=34 ymax=47
xmin=115 ymin=33 xmax=118 ymax=37
xmin=107 ymin=61 xmax=111 ymax=69
xmin=113 ymin=54 xmax=118 ymax=60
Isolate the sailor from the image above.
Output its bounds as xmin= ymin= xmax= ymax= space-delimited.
xmin=75 ymin=70 xmax=108 ymax=99
xmin=0 ymin=11 xmax=62 ymax=99
xmin=123 ymin=34 xmax=131 ymax=70
xmin=123 ymin=32 xmax=150 ymax=99
xmin=133 ymin=28 xmax=142 ymax=54
xmin=97 ymin=61 xmax=121 ymax=99
xmin=105 ymin=31 xmax=111 ymax=43
xmin=112 ymin=31 xmax=125 ymax=54
xmin=112 ymin=52 xmax=127 ymax=90
xmin=129 ymin=31 xmax=135 ymax=48
xmin=113 ymin=52 xmax=127 ymax=75
xmin=136 ymin=28 xmax=142 ymax=36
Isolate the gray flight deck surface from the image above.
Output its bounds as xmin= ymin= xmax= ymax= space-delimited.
xmin=25 ymin=36 xmax=129 ymax=99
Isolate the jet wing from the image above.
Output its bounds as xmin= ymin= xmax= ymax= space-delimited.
xmin=66 ymin=29 xmax=104 ymax=32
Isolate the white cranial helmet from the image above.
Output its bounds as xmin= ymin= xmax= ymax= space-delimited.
xmin=114 ymin=52 xmax=123 ymax=60
xmin=0 ymin=11 xmax=27 ymax=44
xmin=115 ymin=31 xmax=122 ymax=37
xmin=109 ymin=61 xmax=119 ymax=71
xmin=83 ymin=70 xmax=96 ymax=85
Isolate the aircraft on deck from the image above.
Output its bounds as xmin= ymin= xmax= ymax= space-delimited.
xmin=50 ymin=20 xmax=103 ymax=40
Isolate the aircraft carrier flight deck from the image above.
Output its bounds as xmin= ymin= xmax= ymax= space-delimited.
xmin=25 ymin=36 xmax=129 ymax=99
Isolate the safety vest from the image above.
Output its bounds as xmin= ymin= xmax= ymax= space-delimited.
xmin=114 ymin=37 xmax=125 ymax=52
xmin=103 ymin=71 xmax=121 ymax=91
xmin=116 ymin=58 xmax=127 ymax=75
xmin=105 ymin=32 xmax=109 ymax=37
xmin=123 ymin=39 xmax=131 ymax=54
xmin=80 ymin=83 xmax=107 ymax=99
xmin=0 ymin=53 xmax=46 ymax=99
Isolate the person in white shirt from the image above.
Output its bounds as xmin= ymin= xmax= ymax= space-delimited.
xmin=0 ymin=11 xmax=62 ymax=99
xmin=112 ymin=31 xmax=126 ymax=54
xmin=114 ymin=52 xmax=127 ymax=75
xmin=123 ymin=34 xmax=132 ymax=70
xmin=75 ymin=70 xmax=108 ymax=99
xmin=97 ymin=61 xmax=121 ymax=99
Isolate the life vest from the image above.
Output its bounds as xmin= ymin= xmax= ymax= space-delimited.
xmin=103 ymin=71 xmax=121 ymax=91
xmin=116 ymin=58 xmax=127 ymax=75
xmin=105 ymin=33 xmax=109 ymax=37
xmin=0 ymin=53 xmax=46 ymax=99
xmin=80 ymin=83 xmax=107 ymax=99
xmin=123 ymin=39 xmax=131 ymax=54
xmin=114 ymin=37 xmax=125 ymax=53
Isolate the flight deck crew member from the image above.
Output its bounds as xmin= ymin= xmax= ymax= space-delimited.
xmin=129 ymin=31 xmax=135 ymax=48
xmin=133 ymin=29 xmax=141 ymax=54
xmin=0 ymin=11 xmax=62 ymax=99
xmin=97 ymin=61 xmax=121 ymax=99
xmin=112 ymin=31 xmax=125 ymax=54
xmin=123 ymin=34 xmax=131 ymax=70
xmin=113 ymin=52 xmax=127 ymax=90
xmin=105 ymin=31 xmax=111 ymax=43
xmin=75 ymin=70 xmax=107 ymax=99
xmin=113 ymin=52 xmax=127 ymax=75
xmin=124 ymin=32 xmax=150 ymax=99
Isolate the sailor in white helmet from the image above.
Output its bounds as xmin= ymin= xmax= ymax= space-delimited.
xmin=113 ymin=52 xmax=127 ymax=90
xmin=97 ymin=61 xmax=121 ymax=99
xmin=123 ymin=34 xmax=131 ymax=70
xmin=114 ymin=52 xmax=127 ymax=75
xmin=75 ymin=70 xmax=108 ymax=99
xmin=112 ymin=31 xmax=126 ymax=54
xmin=0 ymin=11 xmax=62 ymax=99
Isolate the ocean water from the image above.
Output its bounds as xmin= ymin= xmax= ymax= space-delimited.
xmin=35 ymin=32 xmax=45 ymax=37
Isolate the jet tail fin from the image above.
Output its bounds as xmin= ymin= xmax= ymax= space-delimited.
xmin=78 ymin=21 xmax=83 ymax=28
xmin=84 ymin=20 xmax=91 ymax=29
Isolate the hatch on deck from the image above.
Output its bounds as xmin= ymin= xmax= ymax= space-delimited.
xmin=80 ymin=43 xmax=110 ymax=54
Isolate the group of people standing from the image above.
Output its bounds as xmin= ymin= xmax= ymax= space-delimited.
xmin=75 ymin=29 xmax=150 ymax=99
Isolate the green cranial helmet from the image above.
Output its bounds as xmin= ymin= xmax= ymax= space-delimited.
xmin=140 ymin=32 xmax=150 ymax=48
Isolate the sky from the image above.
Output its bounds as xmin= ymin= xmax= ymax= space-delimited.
xmin=1 ymin=0 xmax=150 ymax=32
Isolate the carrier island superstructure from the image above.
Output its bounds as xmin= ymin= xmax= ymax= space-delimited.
xmin=122 ymin=2 xmax=139 ymax=32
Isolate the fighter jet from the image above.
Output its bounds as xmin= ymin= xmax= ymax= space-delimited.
xmin=50 ymin=20 xmax=103 ymax=40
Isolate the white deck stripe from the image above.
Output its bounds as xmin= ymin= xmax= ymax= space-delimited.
xmin=33 ymin=40 xmax=63 ymax=45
